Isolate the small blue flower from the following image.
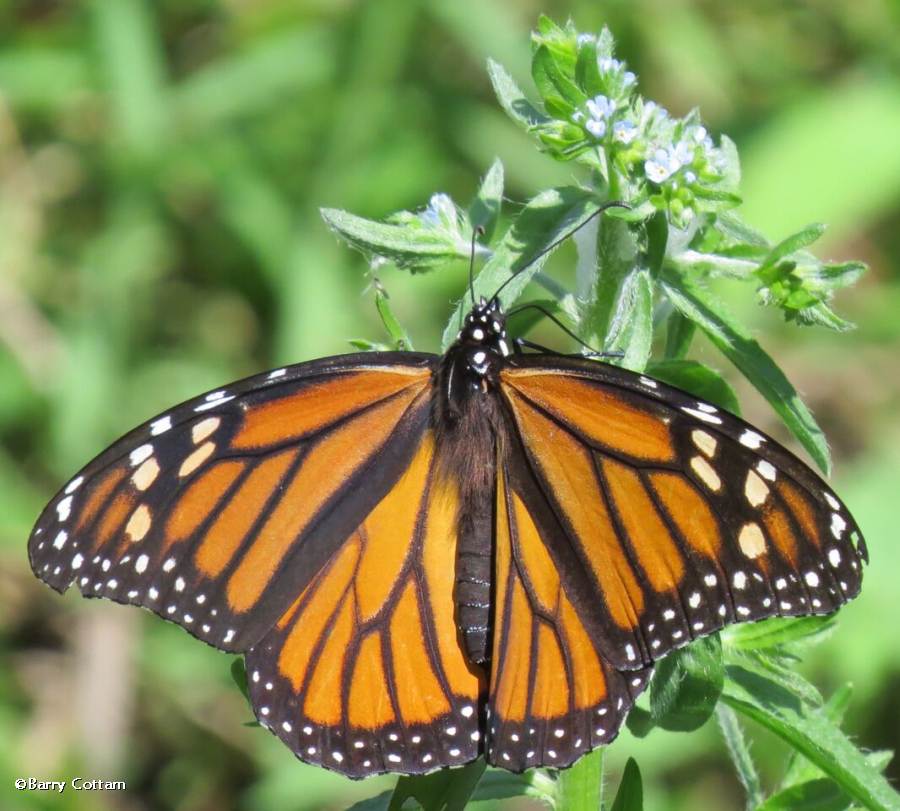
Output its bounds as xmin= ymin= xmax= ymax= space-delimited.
xmin=597 ymin=56 xmax=636 ymax=87
xmin=645 ymin=148 xmax=679 ymax=183
xmin=577 ymin=33 xmax=596 ymax=46
xmin=586 ymin=94 xmax=616 ymax=120
xmin=613 ymin=119 xmax=638 ymax=144
xmin=673 ymin=139 xmax=694 ymax=166
xmin=586 ymin=118 xmax=607 ymax=138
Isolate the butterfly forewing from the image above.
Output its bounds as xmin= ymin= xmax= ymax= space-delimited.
xmin=497 ymin=357 xmax=866 ymax=669
xmin=28 ymin=354 xmax=437 ymax=655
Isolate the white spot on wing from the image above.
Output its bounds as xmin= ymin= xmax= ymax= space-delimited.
xmin=56 ymin=496 xmax=73 ymax=521
xmin=150 ymin=416 xmax=172 ymax=435
xmin=129 ymin=444 xmax=154 ymax=466
xmin=682 ymin=406 xmax=723 ymax=425
xmin=739 ymin=430 xmax=764 ymax=449
xmin=65 ymin=475 xmax=85 ymax=494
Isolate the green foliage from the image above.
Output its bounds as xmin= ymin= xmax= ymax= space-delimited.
xmin=323 ymin=17 xmax=895 ymax=811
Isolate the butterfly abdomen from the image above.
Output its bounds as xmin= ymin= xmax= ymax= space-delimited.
xmin=434 ymin=319 xmax=507 ymax=665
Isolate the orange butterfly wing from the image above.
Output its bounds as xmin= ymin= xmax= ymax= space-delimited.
xmin=246 ymin=431 xmax=484 ymax=777
xmin=28 ymin=355 xmax=436 ymax=653
xmin=486 ymin=461 xmax=652 ymax=771
xmin=496 ymin=357 xmax=866 ymax=672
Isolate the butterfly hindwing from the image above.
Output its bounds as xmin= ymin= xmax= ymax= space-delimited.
xmin=498 ymin=356 xmax=866 ymax=670
xmin=28 ymin=353 xmax=437 ymax=654
xmin=486 ymin=459 xmax=652 ymax=772
xmin=246 ymin=431 xmax=485 ymax=778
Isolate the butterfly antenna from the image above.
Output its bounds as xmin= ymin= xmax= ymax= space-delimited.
xmin=506 ymin=303 xmax=623 ymax=358
xmin=468 ymin=225 xmax=485 ymax=307
xmin=491 ymin=200 xmax=630 ymax=302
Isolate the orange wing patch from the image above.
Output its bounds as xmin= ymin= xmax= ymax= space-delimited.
xmin=244 ymin=432 xmax=484 ymax=778
xmin=232 ymin=368 xmax=429 ymax=450
xmin=487 ymin=464 xmax=651 ymax=772
xmin=502 ymin=368 xmax=674 ymax=462
xmin=503 ymin=390 xmax=645 ymax=631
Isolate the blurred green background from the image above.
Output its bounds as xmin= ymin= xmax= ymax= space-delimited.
xmin=1 ymin=1 xmax=899 ymax=809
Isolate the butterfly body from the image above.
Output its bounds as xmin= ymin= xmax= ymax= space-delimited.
xmin=28 ymin=295 xmax=867 ymax=778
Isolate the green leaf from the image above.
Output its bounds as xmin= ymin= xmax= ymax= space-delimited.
xmin=320 ymin=207 xmax=467 ymax=271
xmin=487 ymin=57 xmax=551 ymax=129
xmin=625 ymin=706 xmax=655 ymax=739
xmin=388 ymin=760 xmax=486 ymax=811
xmin=722 ymin=666 xmax=900 ymax=811
xmin=575 ymin=36 xmax=603 ymax=97
xmin=557 ymin=748 xmax=603 ymax=811
xmin=609 ymin=758 xmax=644 ymax=811
xmin=650 ymin=635 xmax=724 ymax=732
xmin=758 ymin=223 xmax=827 ymax=273
xmin=471 ymin=768 xmax=557 ymax=804
xmin=757 ymin=778 xmax=854 ymax=811
xmin=659 ymin=265 xmax=832 ymax=474
xmin=601 ymin=267 xmax=654 ymax=372
xmin=724 ymin=616 xmax=836 ymax=653
xmin=469 ymin=158 xmax=504 ymax=242
xmin=441 ymin=186 xmax=602 ymax=349
xmin=663 ymin=311 xmax=696 ymax=360
xmin=372 ymin=280 xmax=414 ymax=350
xmin=580 ymin=214 xmax=639 ymax=354
xmin=347 ymin=791 xmax=392 ymax=811
xmin=531 ymin=44 xmax=583 ymax=113
xmin=645 ymin=210 xmax=669 ymax=277
xmin=645 ymin=359 xmax=741 ymax=416
xmin=230 ymin=658 xmax=250 ymax=702
xmin=716 ymin=704 xmax=764 ymax=810
xmin=782 ymin=684 xmax=856 ymax=790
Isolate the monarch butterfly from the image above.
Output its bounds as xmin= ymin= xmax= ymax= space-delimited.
xmin=28 ymin=218 xmax=866 ymax=779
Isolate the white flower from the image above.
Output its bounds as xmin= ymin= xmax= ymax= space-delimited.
xmin=598 ymin=56 xmax=622 ymax=72
xmin=586 ymin=118 xmax=607 ymax=138
xmin=586 ymin=94 xmax=616 ymax=120
xmin=644 ymin=145 xmax=688 ymax=183
xmin=673 ymin=139 xmax=694 ymax=166
xmin=577 ymin=33 xmax=596 ymax=46
xmin=613 ymin=120 xmax=638 ymax=144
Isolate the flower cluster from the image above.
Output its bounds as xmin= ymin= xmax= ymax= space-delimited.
xmin=525 ymin=20 xmax=738 ymax=223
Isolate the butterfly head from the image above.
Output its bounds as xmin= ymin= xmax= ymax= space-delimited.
xmin=457 ymin=296 xmax=511 ymax=377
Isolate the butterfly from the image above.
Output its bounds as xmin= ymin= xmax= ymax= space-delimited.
xmin=28 ymin=276 xmax=866 ymax=779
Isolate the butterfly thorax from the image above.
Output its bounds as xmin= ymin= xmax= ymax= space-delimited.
xmin=433 ymin=297 xmax=511 ymax=665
